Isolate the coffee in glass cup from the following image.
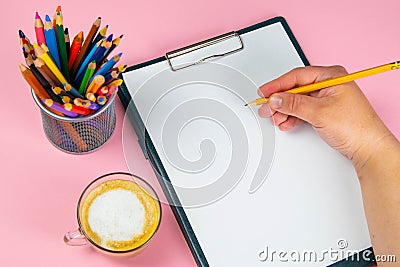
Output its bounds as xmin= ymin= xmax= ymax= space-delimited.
xmin=64 ymin=172 xmax=161 ymax=255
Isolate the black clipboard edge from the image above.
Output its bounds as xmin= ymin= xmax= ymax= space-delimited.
xmin=118 ymin=16 xmax=374 ymax=267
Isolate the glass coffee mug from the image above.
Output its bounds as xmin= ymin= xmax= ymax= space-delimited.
xmin=64 ymin=172 xmax=162 ymax=256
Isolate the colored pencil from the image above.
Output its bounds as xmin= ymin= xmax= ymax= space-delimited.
xmin=105 ymin=78 xmax=123 ymax=87
xmin=33 ymin=44 xmax=67 ymax=84
xmin=24 ymin=52 xmax=62 ymax=103
xmin=92 ymin=34 xmax=113 ymax=64
xmin=79 ymin=61 xmax=96 ymax=94
xmin=19 ymin=63 xmax=52 ymax=101
xmin=74 ymin=39 xmax=102 ymax=84
xmin=58 ymin=120 xmax=88 ymax=150
xmin=64 ymin=28 xmax=70 ymax=58
xmin=104 ymin=69 xmax=119 ymax=84
xmin=108 ymin=64 xmax=127 ymax=74
xmin=90 ymin=25 xmax=108 ymax=51
xmin=246 ymin=61 xmax=400 ymax=106
xmin=97 ymin=95 xmax=107 ymax=105
xmin=34 ymin=12 xmax=46 ymax=45
xmin=61 ymin=95 xmax=72 ymax=104
xmin=86 ymin=75 xmax=105 ymax=94
xmin=97 ymin=86 xmax=109 ymax=96
xmin=70 ymin=17 xmax=101 ymax=77
xmin=91 ymin=53 xmax=122 ymax=82
xmin=106 ymin=85 xmax=119 ymax=97
xmin=74 ymin=99 xmax=102 ymax=111
xmin=19 ymin=30 xmax=35 ymax=55
xmin=86 ymin=92 xmax=97 ymax=102
xmin=52 ymin=86 xmax=74 ymax=99
xmin=64 ymin=103 xmax=90 ymax=115
xmin=55 ymin=13 xmax=70 ymax=81
xmin=42 ymin=99 xmax=79 ymax=117
xmin=101 ymin=34 xmax=123 ymax=63
xmin=63 ymin=83 xmax=84 ymax=99
xmin=68 ymin=31 xmax=83 ymax=70
xmin=33 ymin=57 xmax=63 ymax=87
xmin=44 ymin=15 xmax=61 ymax=70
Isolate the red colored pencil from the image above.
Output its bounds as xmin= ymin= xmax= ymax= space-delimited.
xmin=68 ymin=31 xmax=83 ymax=70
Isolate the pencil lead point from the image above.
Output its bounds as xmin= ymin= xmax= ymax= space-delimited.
xmin=19 ymin=30 xmax=25 ymax=38
xmin=35 ymin=12 xmax=40 ymax=19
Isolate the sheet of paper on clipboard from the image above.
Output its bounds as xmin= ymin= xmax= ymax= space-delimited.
xmin=120 ymin=17 xmax=372 ymax=266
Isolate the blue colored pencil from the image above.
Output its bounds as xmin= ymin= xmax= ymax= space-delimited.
xmin=63 ymin=83 xmax=84 ymax=99
xmin=91 ymin=34 xmax=113 ymax=64
xmin=43 ymin=15 xmax=61 ymax=69
xmin=90 ymin=52 xmax=122 ymax=83
xmin=73 ymin=39 xmax=103 ymax=84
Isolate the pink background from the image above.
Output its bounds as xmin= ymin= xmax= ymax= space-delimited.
xmin=1 ymin=1 xmax=400 ymax=266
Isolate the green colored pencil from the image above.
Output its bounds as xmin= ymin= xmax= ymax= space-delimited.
xmin=79 ymin=61 xmax=96 ymax=94
xmin=55 ymin=14 xmax=70 ymax=81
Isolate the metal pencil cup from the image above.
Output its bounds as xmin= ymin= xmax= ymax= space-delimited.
xmin=32 ymin=90 xmax=117 ymax=154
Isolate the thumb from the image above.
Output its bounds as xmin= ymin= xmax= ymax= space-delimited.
xmin=268 ymin=93 xmax=320 ymax=124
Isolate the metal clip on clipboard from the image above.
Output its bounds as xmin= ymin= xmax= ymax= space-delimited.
xmin=165 ymin=31 xmax=244 ymax=71
xmin=142 ymin=31 xmax=244 ymax=179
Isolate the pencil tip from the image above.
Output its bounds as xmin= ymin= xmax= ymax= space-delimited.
xmin=45 ymin=14 xmax=51 ymax=21
xmin=35 ymin=12 xmax=40 ymax=19
xmin=19 ymin=30 xmax=25 ymax=38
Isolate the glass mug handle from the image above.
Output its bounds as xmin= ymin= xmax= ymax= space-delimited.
xmin=64 ymin=228 xmax=88 ymax=246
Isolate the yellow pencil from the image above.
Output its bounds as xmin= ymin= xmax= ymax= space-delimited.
xmin=33 ymin=44 xmax=68 ymax=85
xmin=246 ymin=61 xmax=400 ymax=106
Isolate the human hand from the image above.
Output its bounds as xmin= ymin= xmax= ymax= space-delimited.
xmin=258 ymin=65 xmax=392 ymax=169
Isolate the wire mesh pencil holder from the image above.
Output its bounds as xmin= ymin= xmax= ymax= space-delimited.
xmin=32 ymin=90 xmax=117 ymax=154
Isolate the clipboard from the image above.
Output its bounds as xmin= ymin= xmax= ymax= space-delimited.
xmin=119 ymin=17 xmax=375 ymax=267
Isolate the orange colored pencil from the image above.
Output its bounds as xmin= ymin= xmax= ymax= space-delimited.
xmin=19 ymin=63 xmax=50 ymax=99
xmin=70 ymin=17 xmax=101 ymax=77
xmin=68 ymin=31 xmax=83 ymax=70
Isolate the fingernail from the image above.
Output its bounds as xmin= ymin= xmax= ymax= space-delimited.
xmin=257 ymin=88 xmax=264 ymax=97
xmin=269 ymin=95 xmax=282 ymax=109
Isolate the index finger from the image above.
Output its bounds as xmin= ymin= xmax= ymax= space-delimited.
xmin=258 ymin=66 xmax=344 ymax=97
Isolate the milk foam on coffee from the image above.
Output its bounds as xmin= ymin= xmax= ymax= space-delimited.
xmin=88 ymin=189 xmax=145 ymax=242
xmin=80 ymin=179 xmax=160 ymax=251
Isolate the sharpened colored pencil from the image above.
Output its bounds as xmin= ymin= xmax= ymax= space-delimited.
xmin=24 ymin=52 xmax=61 ymax=103
xmin=70 ymin=17 xmax=101 ymax=77
xmin=33 ymin=44 xmax=67 ymax=84
xmin=74 ymin=98 xmax=102 ymax=111
xmin=105 ymin=78 xmax=123 ymax=87
xmin=64 ymin=28 xmax=70 ymax=58
xmin=91 ymin=53 xmax=122 ymax=82
xmin=19 ymin=63 xmax=51 ymax=99
xmin=104 ymin=69 xmax=119 ymax=84
xmin=33 ymin=57 xmax=63 ymax=87
xmin=19 ymin=30 xmax=35 ymax=55
xmin=86 ymin=75 xmax=105 ymax=94
xmin=90 ymin=25 xmax=108 ymax=52
xmin=52 ymin=86 xmax=75 ymax=99
xmin=44 ymin=15 xmax=61 ymax=70
xmin=108 ymin=64 xmax=127 ymax=74
xmin=68 ymin=31 xmax=83 ymax=70
xmin=92 ymin=34 xmax=113 ymax=64
xmin=101 ymin=34 xmax=123 ymax=63
xmin=42 ymin=99 xmax=79 ymax=117
xmin=63 ymin=103 xmax=90 ymax=115
xmin=79 ymin=61 xmax=96 ymax=94
xmin=55 ymin=14 xmax=70 ymax=81
xmin=74 ymin=39 xmax=102 ymax=84
xmin=86 ymin=92 xmax=96 ymax=102
xmin=63 ymin=83 xmax=84 ymax=99
xmin=34 ymin=12 xmax=46 ymax=45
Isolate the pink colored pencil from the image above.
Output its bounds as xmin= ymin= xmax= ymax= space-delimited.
xmin=34 ymin=12 xmax=46 ymax=45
